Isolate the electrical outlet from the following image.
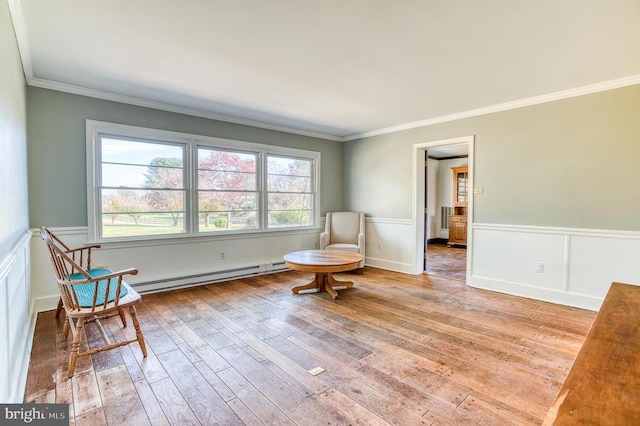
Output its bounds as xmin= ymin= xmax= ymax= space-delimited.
xmin=314 ymin=240 xmax=319 ymax=249
xmin=377 ymin=242 xmax=383 ymax=250
xmin=219 ymin=251 xmax=226 ymax=260
xmin=535 ymin=262 xmax=544 ymax=273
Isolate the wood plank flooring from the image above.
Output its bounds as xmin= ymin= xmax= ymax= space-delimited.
xmin=425 ymin=242 xmax=466 ymax=281
xmin=24 ymin=268 xmax=595 ymax=425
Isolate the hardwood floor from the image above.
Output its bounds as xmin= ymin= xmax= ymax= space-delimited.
xmin=24 ymin=268 xmax=595 ymax=425
xmin=425 ymin=242 xmax=467 ymax=281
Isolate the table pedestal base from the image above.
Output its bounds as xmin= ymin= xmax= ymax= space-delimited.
xmin=291 ymin=273 xmax=354 ymax=299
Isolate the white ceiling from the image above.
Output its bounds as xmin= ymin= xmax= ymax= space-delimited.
xmin=427 ymin=144 xmax=468 ymax=159
xmin=10 ymin=0 xmax=640 ymax=141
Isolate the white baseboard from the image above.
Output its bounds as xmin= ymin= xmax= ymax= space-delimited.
xmin=470 ymin=275 xmax=602 ymax=311
xmin=32 ymin=295 xmax=60 ymax=313
xmin=364 ymin=257 xmax=414 ymax=274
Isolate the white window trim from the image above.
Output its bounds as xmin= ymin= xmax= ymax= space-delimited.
xmin=86 ymin=120 xmax=321 ymax=243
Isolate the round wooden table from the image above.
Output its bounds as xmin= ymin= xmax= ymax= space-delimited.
xmin=284 ymin=250 xmax=363 ymax=299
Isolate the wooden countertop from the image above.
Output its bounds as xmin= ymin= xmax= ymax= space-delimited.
xmin=544 ymin=282 xmax=640 ymax=425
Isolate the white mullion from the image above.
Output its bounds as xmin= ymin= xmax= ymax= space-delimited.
xmin=259 ymin=150 xmax=267 ymax=230
xmin=313 ymin=157 xmax=320 ymax=227
xmin=187 ymin=140 xmax=196 ymax=235
xmin=94 ymin=133 xmax=104 ymax=240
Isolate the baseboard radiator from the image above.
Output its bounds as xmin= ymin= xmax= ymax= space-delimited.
xmin=131 ymin=261 xmax=290 ymax=294
xmin=440 ymin=206 xmax=453 ymax=230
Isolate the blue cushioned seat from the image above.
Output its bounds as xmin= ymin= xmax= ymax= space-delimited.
xmin=67 ymin=268 xmax=129 ymax=308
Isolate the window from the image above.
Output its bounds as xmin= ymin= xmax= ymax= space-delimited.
xmin=87 ymin=121 xmax=320 ymax=242
xmin=99 ymin=136 xmax=187 ymax=239
xmin=197 ymin=147 xmax=258 ymax=232
xmin=267 ymin=155 xmax=314 ymax=227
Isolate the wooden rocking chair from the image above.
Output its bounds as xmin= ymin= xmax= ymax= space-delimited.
xmin=40 ymin=226 xmax=148 ymax=377
xmin=44 ymin=230 xmax=101 ymax=319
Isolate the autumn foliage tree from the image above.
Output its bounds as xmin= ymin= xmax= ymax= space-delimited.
xmin=143 ymin=157 xmax=184 ymax=225
xmin=104 ymin=190 xmax=147 ymax=225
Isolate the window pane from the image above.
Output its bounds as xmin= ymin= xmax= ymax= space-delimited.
xmin=100 ymin=187 xmax=186 ymax=239
xmin=268 ymin=193 xmax=312 ymax=210
xmin=197 ymin=148 xmax=257 ymax=190
xmin=102 ymin=187 xmax=184 ymax=208
xmin=99 ymin=137 xmax=185 ymax=239
xmin=102 ymin=163 xmax=149 ymax=187
xmin=267 ymin=174 xmax=311 ymax=192
xmin=198 ymin=169 xmax=256 ymax=191
xmin=101 ymin=212 xmax=185 ymax=238
xmin=102 ymin=138 xmax=184 ymax=186
xmin=198 ymin=210 xmax=258 ymax=232
xmin=198 ymin=190 xmax=257 ymax=232
xmin=197 ymin=147 xmax=258 ymax=232
xmin=102 ymin=138 xmax=183 ymax=166
xmin=268 ymin=210 xmax=312 ymax=227
xmin=267 ymin=156 xmax=311 ymax=178
xmin=102 ymin=162 xmax=183 ymax=188
xmin=266 ymin=155 xmax=314 ymax=228
xmin=198 ymin=191 xmax=257 ymax=211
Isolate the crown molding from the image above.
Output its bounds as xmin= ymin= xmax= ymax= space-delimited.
xmin=25 ymin=73 xmax=640 ymax=144
xmin=344 ymin=74 xmax=640 ymax=141
xmin=27 ymin=78 xmax=342 ymax=141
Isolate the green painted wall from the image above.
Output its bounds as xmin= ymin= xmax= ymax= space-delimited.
xmin=27 ymin=87 xmax=343 ymax=227
xmin=345 ymin=85 xmax=640 ymax=231
xmin=0 ymin=1 xmax=29 ymax=257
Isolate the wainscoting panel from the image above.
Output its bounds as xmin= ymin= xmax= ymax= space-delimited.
xmin=567 ymin=234 xmax=640 ymax=297
xmin=472 ymin=227 xmax=567 ymax=291
xmin=0 ymin=267 xmax=8 ymax=402
xmin=364 ymin=217 xmax=414 ymax=274
xmin=470 ymin=224 xmax=640 ymax=311
xmin=0 ymin=231 xmax=33 ymax=402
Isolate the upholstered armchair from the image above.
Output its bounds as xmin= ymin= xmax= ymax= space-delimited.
xmin=320 ymin=212 xmax=365 ymax=270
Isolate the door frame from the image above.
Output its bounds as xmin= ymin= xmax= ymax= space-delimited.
xmin=411 ymin=135 xmax=475 ymax=280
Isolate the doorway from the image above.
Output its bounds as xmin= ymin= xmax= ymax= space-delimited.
xmin=412 ymin=136 xmax=474 ymax=281
xmin=423 ymin=147 xmax=468 ymax=279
